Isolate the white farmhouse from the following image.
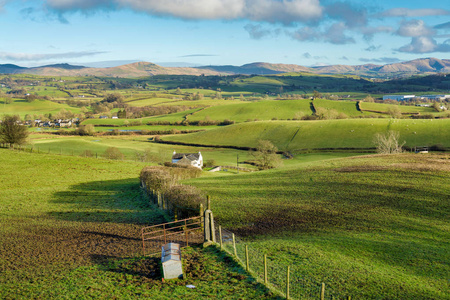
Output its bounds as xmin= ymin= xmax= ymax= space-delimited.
xmin=172 ymin=151 xmax=203 ymax=169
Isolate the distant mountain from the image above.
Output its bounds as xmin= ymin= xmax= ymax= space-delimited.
xmin=0 ymin=64 xmax=26 ymax=74
xmin=33 ymin=63 xmax=86 ymax=70
xmin=198 ymin=62 xmax=312 ymax=75
xmin=311 ymin=58 xmax=450 ymax=76
xmin=0 ymin=58 xmax=448 ymax=78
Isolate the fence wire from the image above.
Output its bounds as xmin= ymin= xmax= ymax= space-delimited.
xmin=217 ymin=225 xmax=351 ymax=300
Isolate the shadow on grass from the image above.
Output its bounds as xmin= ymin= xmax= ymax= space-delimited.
xmin=90 ymin=245 xmax=283 ymax=299
xmin=49 ymin=178 xmax=168 ymax=225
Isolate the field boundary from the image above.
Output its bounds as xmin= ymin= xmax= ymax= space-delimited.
xmin=155 ymin=139 xmax=377 ymax=153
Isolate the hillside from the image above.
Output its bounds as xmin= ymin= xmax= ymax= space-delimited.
xmin=162 ymin=119 xmax=450 ymax=151
xmin=186 ymin=153 xmax=450 ymax=299
xmin=1 ymin=58 xmax=449 ymax=78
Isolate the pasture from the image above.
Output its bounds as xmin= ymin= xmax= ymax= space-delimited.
xmin=0 ymin=149 xmax=276 ymax=299
xmin=163 ymin=118 xmax=450 ymax=151
xmin=185 ymin=153 xmax=450 ymax=299
xmin=0 ymin=98 xmax=82 ymax=118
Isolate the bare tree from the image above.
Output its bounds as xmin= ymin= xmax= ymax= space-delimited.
xmin=251 ymin=140 xmax=282 ymax=170
xmin=373 ymin=131 xmax=405 ymax=154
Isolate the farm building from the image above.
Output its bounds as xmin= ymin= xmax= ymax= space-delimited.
xmin=383 ymin=95 xmax=415 ymax=101
xmin=419 ymin=95 xmax=450 ymax=101
xmin=172 ymin=151 xmax=203 ymax=169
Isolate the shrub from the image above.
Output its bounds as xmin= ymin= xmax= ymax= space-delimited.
xmin=164 ymin=185 xmax=205 ymax=211
xmin=103 ymin=147 xmax=124 ymax=160
xmin=140 ymin=167 xmax=175 ymax=191
xmin=80 ymin=150 xmax=94 ymax=157
xmin=204 ymin=159 xmax=217 ymax=168
xmin=75 ymin=124 xmax=96 ymax=136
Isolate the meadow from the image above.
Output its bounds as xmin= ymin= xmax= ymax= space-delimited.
xmin=185 ymin=153 xmax=450 ymax=299
xmin=163 ymin=118 xmax=450 ymax=151
xmin=1 ymin=72 xmax=449 ymax=299
xmin=0 ymin=149 xmax=277 ymax=299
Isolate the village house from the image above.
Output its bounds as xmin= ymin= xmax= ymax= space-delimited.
xmin=171 ymin=151 xmax=203 ymax=169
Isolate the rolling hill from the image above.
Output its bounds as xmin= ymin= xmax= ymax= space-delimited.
xmin=0 ymin=58 xmax=449 ymax=78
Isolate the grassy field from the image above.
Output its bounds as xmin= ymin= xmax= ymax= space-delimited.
xmin=0 ymin=149 xmax=278 ymax=299
xmin=188 ymin=99 xmax=313 ymax=122
xmin=0 ymin=98 xmax=82 ymax=118
xmin=313 ymin=98 xmax=363 ymax=117
xmin=163 ymin=118 xmax=450 ymax=151
xmin=27 ymin=134 xmax=259 ymax=166
xmin=360 ymin=101 xmax=436 ymax=114
xmin=185 ymin=153 xmax=450 ymax=299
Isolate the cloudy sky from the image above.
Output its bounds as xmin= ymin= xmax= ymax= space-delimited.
xmin=0 ymin=0 xmax=449 ymax=67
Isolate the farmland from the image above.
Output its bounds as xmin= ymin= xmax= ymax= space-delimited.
xmin=185 ymin=153 xmax=450 ymax=299
xmin=0 ymin=150 xmax=276 ymax=299
xmin=0 ymin=72 xmax=449 ymax=299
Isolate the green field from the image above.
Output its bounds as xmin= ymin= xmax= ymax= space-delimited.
xmin=360 ymin=101 xmax=436 ymax=114
xmin=1 ymin=72 xmax=449 ymax=299
xmin=163 ymin=118 xmax=450 ymax=151
xmin=188 ymin=99 xmax=313 ymax=122
xmin=1 ymin=98 xmax=82 ymax=118
xmin=185 ymin=153 xmax=450 ymax=299
xmin=313 ymin=98 xmax=363 ymax=117
xmin=0 ymin=149 xmax=278 ymax=299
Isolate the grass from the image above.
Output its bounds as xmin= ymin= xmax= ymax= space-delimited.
xmin=188 ymin=99 xmax=313 ymax=122
xmin=313 ymin=98 xmax=363 ymax=117
xmin=163 ymin=118 xmax=450 ymax=151
xmin=0 ymin=149 xmax=279 ymax=299
xmin=185 ymin=153 xmax=450 ymax=299
xmin=360 ymin=102 xmax=436 ymax=114
xmin=27 ymin=134 xmax=257 ymax=166
xmin=0 ymin=98 xmax=82 ymax=118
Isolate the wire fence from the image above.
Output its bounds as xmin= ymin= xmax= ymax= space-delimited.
xmin=5 ymin=144 xmax=355 ymax=299
xmin=215 ymin=226 xmax=351 ymax=300
xmin=0 ymin=143 xmax=148 ymax=162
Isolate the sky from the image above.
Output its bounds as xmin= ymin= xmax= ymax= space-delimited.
xmin=0 ymin=0 xmax=449 ymax=67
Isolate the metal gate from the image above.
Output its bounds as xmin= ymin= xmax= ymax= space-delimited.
xmin=141 ymin=216 xmax=204 ymax=256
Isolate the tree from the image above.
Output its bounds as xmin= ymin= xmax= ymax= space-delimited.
xmin=0 ymin=115 xmax=29 ymax=147
xmin=363 ymin=95 xmax=375 ymax=102
xmin=373 ymin=131 xmax=405 ymax=154
xmin=251 ymin=140 xmax=282 ymax=170
xmin=103 ymin=147 xmax=124 ymax=160
xmin=387 ymin=106 xmax=402 ymax=119
xmin=313 ymin=90 xmax=321 ymax=100
xmin=103 ymin=92 xmax=124 ymax=103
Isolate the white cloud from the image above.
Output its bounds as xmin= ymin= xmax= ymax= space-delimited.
xmin=381 ymin=8 xmax=450 ymax=18
xmin=289 ymin=22 xmax=354 ymax=44
xmin=244 ymin=24 xmax=279 ymax=39
xmin=396 ymin=20 xmax=435 ymax=37
xmin=397 ymin=36 xmax=450 ymax=53
xmin=0 ymin=51 xmax=106 ymax=61
xmin=46 ymin=0 xmax=323 ymax=24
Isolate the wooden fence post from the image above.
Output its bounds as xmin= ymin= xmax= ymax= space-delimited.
xmin=245 ymin=245 xmax=249 ymax=272
xmin=321 ymin=283 xmax=325 ymax=300
xmin=286 ymin=266 xmax=290 ymax=300
xmin=264 ymin=254 xmax=267 ymax=284
xmin=232 ymin=233 xmax=237 ymax=257
xmin=199 ymin=203 xmax=204 ymax=233
xmin=219 ymin=225 xmax=223 ymax=249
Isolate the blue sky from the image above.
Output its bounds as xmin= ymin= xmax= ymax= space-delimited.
xmin=0 ymin=0 xmax=449 ymax=67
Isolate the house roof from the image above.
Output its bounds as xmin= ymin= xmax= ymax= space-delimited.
xmin=172 ymin=153 xmax=200 ymax=161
